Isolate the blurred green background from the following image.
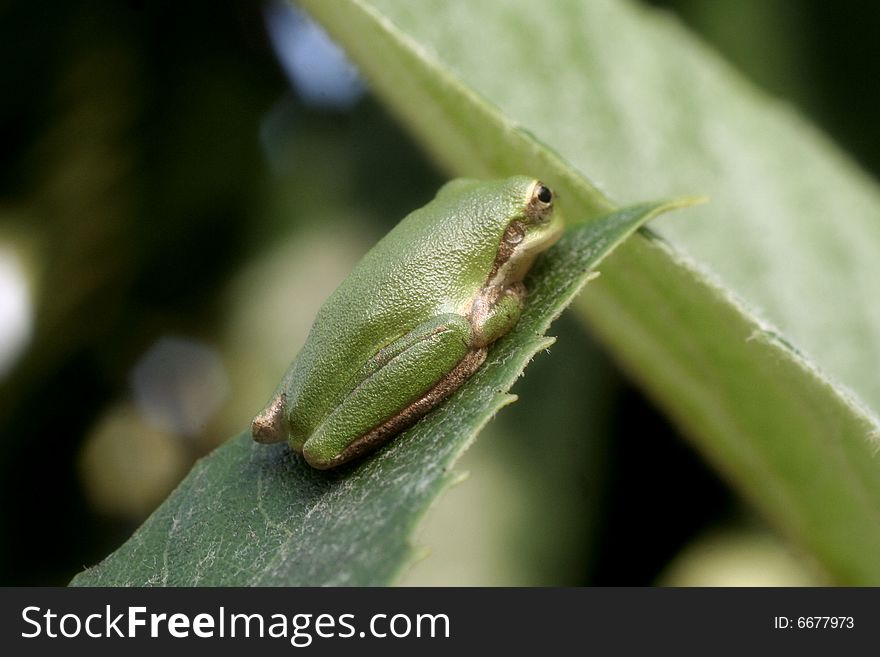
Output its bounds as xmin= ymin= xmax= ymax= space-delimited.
xmin=1 ymin=0 xmax=877 ymax=585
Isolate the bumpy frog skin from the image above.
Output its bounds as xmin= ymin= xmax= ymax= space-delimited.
xmin=252 ymin=176 xmax=563 ymax=469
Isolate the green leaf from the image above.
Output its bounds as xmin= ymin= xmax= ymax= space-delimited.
xmin=71 ymin=200 xmax=681 ymax=586
xmin=288 ymin=0 xmax=880 ymax=583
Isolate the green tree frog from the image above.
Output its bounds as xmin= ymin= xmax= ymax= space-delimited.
xmin=252 ymin=176 xmax=562 ymax=468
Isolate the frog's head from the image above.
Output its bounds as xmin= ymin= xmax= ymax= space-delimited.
xmin=488 ymin=179 xmax=564 ymax=287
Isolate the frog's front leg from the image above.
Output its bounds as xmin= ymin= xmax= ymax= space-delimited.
xmin=469 ymin=282 xmax=526 ymax=348
xmin=302 ymin=314 xmax=483 ymax=469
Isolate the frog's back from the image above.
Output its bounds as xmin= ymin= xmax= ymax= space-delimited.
xmin=284 ymin=176 xmax=533 ymax=445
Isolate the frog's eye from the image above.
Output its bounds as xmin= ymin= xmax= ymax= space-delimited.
xmin=535 ymin=184 xmax=552 ymax=205
xmin=526 ymin=181 xmax=554 ymax=222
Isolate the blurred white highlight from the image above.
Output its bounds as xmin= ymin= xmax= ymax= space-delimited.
xmin=0 ymin=246 xmax=33 ymax=379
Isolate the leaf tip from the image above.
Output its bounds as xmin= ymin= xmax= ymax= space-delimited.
xmin=664 ymin=194 xmax=710 ymax=211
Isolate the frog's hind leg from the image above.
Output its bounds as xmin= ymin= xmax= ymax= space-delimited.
xmin=303 ymin=314 xmax=482 ymax=469
xmin=326 ymin=346 xmax=486 ymax=468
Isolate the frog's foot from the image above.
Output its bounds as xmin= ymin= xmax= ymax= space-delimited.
xmin=251 ymin=393 xmax=287 ymax=444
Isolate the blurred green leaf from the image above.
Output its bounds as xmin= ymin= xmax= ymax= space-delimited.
xmin=71 ymin=199 xmax=680 ymax=586
xmin=287 ymin=0 xmax=880 ymax=584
